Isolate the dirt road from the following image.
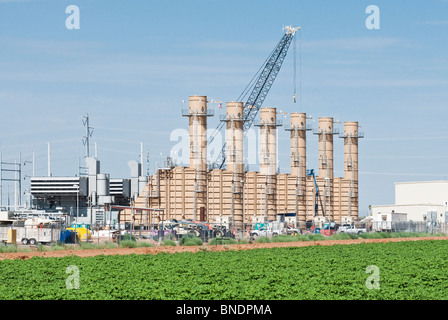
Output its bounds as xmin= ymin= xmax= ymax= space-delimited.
xmin=1 ymin=236 xmax=447 ymax=261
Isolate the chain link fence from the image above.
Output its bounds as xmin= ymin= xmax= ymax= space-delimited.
xmin=88 ymin=217 xmax=448 ymax=245
xmin=369 ymin=221 xmax=447 ymax=234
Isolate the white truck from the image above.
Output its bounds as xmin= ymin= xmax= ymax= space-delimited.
xmin=372 ymin=212 xmax=407 ymax=232
xmin=337 ymin=224 xmax=367 ymax=235
xmin=285 ymin=224 xmax=301 ymax=236
xmin=250 ymin=222 xmax=284 ymax=238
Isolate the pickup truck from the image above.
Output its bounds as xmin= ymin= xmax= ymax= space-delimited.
xmin=337 ymin=224 xmax=367 ymax=235
xmin=285 ymin=225 xmax=301 ymax=236
xmin=250 ymin=223 xmax=282 ymax=238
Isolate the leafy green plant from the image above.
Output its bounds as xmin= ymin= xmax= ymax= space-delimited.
xmin=1 ymin=240 xmax=448 ymax=300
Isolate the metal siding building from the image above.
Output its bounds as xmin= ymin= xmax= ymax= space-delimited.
xmin=372 ymin=181 xmax=448 ymax=223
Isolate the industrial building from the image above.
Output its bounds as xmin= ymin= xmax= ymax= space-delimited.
xmin=123 ymin=95 xmax=363 ymax=231
xmin=371 ymin=180 xmax=448 ymax=226
xmin=29 ymin=157 xmax=147 ymax=226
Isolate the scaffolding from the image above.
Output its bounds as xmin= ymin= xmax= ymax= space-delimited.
xmin=255 ymin=116 xmax=282 ymax=221
xmin=182 ymin=106 xmax=213 ymax=221
xmin=339 ymin=130 xmax=364 ymax=217
xmin=220 ymin=111 xmax=245 ymax=228
xmin=285 ymin=122 xmax=311 ymax=222
xmin=313 ymin=126 xmax=339 ymax=221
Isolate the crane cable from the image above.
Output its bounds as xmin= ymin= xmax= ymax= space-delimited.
xmin=293 ymin=31 xmax=296 ymax=104
xmin=293 ymin=28 xmax=302 ymax=112
xmin=299 ymin=28 xmax=302 ymax=112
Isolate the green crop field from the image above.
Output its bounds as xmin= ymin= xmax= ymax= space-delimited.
xmin=1 ymin=240 xmax=448 ymax=300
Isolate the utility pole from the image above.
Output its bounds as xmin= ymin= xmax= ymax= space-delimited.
xmin=47 ymin=142 xmax=51 ymax=177
xmin=0 ymin=154 xmax=22 ymax=210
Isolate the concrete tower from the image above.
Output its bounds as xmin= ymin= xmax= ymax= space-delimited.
xmin=225 ymin=102 xmax=245 ymax=175
xmin=286 ymin=113 xmax=310 ymax=225
xmin=224 ymin=101 xmax=245 ymax=228
xmin=258 ymin=108 xmax=279 ymax=176
xmin=183 ymin=95 xmax=213 ymax=220
xmin=342 ymin=121 xmax=362 ymax=219
xmin=187 ymin=96 xmax=209 ymax=172
xmin=255 ymin=107 xmax=282 ymax=221
xmin=314 ymin=117 xmax=337 ymax=221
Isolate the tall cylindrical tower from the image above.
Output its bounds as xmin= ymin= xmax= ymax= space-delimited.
xmin=259 ymin=108 xmax=278 ymax=176
xmin=317 ymin=117 xmax=334 ymax=180
xmin=342 ymin=121 xmax=362 ymax=219
xmin=289 ymin=113 xmax=308 ymax=178
xmin=343 ymin=122 xmax=359 ymax=181
xmin=223 ymin=101 xmax=245 ymax=228
xmin=225 ymin=102 xmax=244 ymax=174
xmin=286 ymin=113 xmax=310 ymax=226
xmin=187 ymin=95 xmax=208 ymax=173
xmin=255 ymin=107 xmax=281 ymax=221
xmin=314 ymin=117 xmax=337 ymax=221
xmin=182 ymin=95 xmax=213 ymax=220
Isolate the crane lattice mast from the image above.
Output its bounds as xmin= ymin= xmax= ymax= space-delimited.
xmin=209 ymin=25 xmax=301 ymax=170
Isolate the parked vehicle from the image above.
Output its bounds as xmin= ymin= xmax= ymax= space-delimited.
xmin=285 ymin=224 xmax=301 ymax=236
xmin=160 ymin=219 xmax=230 ymax=240
xmin=250 ymin=222 xmax=282 ymax=238
xmin=371 ymin=212 xmax=407 ymax=232
xmin=1 ymin=225 xmax=60 ymax=245
xmin=337 ymin=224 xmax=366 ymax=235
xmin=320 ymin=222 xmax=336 ymax=236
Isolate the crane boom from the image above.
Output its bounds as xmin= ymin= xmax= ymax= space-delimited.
xmin=209 ymin=26 xmax=301 ymax=170
xmin=307 ymin=169 xmax=326 ymax=217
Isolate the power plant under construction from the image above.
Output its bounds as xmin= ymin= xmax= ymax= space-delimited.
xmin=118 ymin=26 xmax=364 ymax=231
xmin=1 ymin=26 xmax=364 ymax=238
xmin=124 ymin=96 xmax=363 ymax=231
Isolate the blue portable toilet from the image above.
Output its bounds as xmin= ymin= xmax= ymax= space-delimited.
xmin=60 ymin=230 xmax=77 ymax=244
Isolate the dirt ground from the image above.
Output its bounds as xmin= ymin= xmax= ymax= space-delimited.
xmin=1 ymin=236 xmax=448 ymax=261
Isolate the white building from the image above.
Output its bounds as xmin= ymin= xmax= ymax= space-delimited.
xmin=371 ymin=181 xmax=448 ymax=225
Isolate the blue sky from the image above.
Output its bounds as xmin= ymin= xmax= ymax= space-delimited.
xmin=0 ymin=0 xmax=447 ymax=215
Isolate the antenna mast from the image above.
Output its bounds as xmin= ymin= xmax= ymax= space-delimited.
xmin=82 ymin=113 xmax=94 ymax=158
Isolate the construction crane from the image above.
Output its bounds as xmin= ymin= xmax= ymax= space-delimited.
xmin=306 ymin=169 xmax=325 ymax=218
xmin=208 ymin=25 xmax=301 ymax=170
